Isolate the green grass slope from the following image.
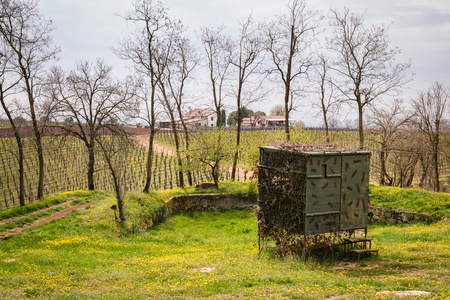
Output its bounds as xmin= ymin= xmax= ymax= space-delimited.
xmin=370 ymin=185 xmax=450 ymax=219
xmin=0 ymin=183 xmax=448 ymax=299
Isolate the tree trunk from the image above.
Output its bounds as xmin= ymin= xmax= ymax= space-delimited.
xmin=323 ymin=112 xmax=330 ymax=144
xmin=231 ymin=106 xmax=241 ymax=181
xmin=87 ymin=138 xmax=95 ymax=190
xmin=406 ymin=156 xmax=418 ymax=187
xmin=143 ymin=130 xmax=155 ymax=193
xmin=212 ymin=164 xmax=219 ymax=188
xmin=284 ymin=31 xmax=293 ymax=142
xmin=27 ymin=99 xmax=45 ymax=199
xmin=187 ymin=169 xmax=193 ymax=186
xmin=143 ymin=83 xmax=158 ymax=193
xmin=20 ymin=58 xmax=45 ymax=199
xmin=232 ymin=66 xmax=243 ymax=181
xmin=419 ymin=154 xmax=430 ymax=188
xmin=15 ymin=133 xmax=25 ymax=206
xmin=379 ymin=143 xmax=393 ymax=186
xmin=31 ymin=116 xmax=45 ymax=199
xmin=143 ymin=94 xmax=157 ymax=193
xmin=100 ymin=142 xmax=126 ymax=222
xmin=0 ymin=91 xmax=25 ymax=205
xmin=169 ymin=120 xmax=184 ymax=188
xmin=379 ymin=149 xmax=386 ymax=185
xmin=113 ymin=171 xmax=126 ymax=221
xmin=178 ymin=105 xmax=193 ymax=186
xmin=284 ymin=92 xmax=290 ymax=141
xmin=110 ymin=162 xmax=125 ymax=221
xmin=433 ymin=142 xmax=440 ymax=192
xmin=357 ymin=103 xmax=365 ymax=149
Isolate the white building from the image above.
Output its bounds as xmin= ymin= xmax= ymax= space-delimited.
xmin=242 ymin=115 xmax=293 ymax=128
xmin=183 ymin=108 xmax=216 ymax=128
xmin=159 ymin=108 xmax=216 ymax=129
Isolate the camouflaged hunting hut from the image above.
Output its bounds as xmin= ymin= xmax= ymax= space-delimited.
xmin=258 ymin=143 xmax=371 ymax=236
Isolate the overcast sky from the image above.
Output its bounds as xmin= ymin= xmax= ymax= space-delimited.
xmin=38 ymin=0 xmax=450 ymax=126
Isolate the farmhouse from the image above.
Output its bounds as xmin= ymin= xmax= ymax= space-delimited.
xmin=242 ymin=115 xmax=292 ymax=128
xmin=159 ymin=108 xmax=216 ymax=129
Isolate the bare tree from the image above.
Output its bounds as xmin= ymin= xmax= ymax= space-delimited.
xmin=367 ymin=99 xmax=411 ymax=185
xmin=229 ymin=15 xmax=265 ymax=180
xmin=329 ymin=7 xmax=412 ymax=149
xmin=442 ymin=118 xmax=450 ymax=185
xmin=116 ymin=0 xmax=168 ymax=193
xmin=412 ymin=81 xmax=449 ymax=192
xmin=95 ymin=128 xmax=133 ymax=222
xmin=200 ymin=25 xmax=232 ymax=128
xmin=265 ymin=0 xmax=320 ymax=141
xmin=198 ymin=25 xmax=234 ymax=184
xmin=49 ymin=59 xmax=138 ymax=190
xmin=270 ymin=104 xmax=285 ymax=116
xmin=166 ymin=31 xmax=199 ymax=186
xmin=312 ymin=55 xmax=341 ymax=142
xmin=151 ymin=18 xmax=191 ymax=188
xmin=0 ymin=47 xmax=26 ymax=205
xmin=389 ymin=128 xmax=421 ymax=187
xmin=187 ymin=128 xmax=236 ymax=188
xmin=0 ymin=0 xmax=59 ymax=199
xmin=195 ymin=27 xmax=230 ymax=185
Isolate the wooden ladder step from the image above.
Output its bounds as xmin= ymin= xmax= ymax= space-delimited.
xmin=344 ymin=238 xmax=372 ymax=243
xmin=351 ymin=249 xmax=379 ymax=261
xmin=344 ymin=238 xmax=373 ymax=253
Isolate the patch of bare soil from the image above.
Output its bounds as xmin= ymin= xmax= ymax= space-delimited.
xmin=0 ymin=201 xmax=92 ymax=239
xmin=133 ymin=135 xmax=175 ymax=155
xmin=227 ymin=167 xmax=254 ymax=181
xmin=333 ymin=261 xmax=381 ymax=270
xmin=378 ymin=290 xmax=432 ymax=297
xmin=133 ymin=136 xmax=255 ymax=180
xmin=0 ymin=200 xmax=75 ymax=227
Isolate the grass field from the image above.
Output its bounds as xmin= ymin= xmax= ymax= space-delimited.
xmin=0 ymin=182 xmax=449 ymax=299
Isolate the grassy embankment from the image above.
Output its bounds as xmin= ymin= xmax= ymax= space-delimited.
xmin=0 ymin=181 xmax=449 ymax=299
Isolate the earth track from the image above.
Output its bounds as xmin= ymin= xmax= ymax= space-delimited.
xmin=133 ymin=135 xmax=254 ymax=179
xmin=0 ymin=201 xmax=92 ymax=239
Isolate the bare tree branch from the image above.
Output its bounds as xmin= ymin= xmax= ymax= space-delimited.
xmin=329 ymin=7 xmax=412 ymax=149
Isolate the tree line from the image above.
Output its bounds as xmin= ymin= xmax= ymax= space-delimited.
xmin=0 ymin=0 xmax=448 ymax=220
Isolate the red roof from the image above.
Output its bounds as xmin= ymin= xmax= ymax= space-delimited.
xmin=183 ymin=108 xmax=215 ymax=118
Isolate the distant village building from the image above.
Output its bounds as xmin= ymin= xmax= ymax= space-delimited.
xmin=159 ymin=108 xmax=216 ymax=129
xmin=242 ymin=115 xmax=292 ymax=128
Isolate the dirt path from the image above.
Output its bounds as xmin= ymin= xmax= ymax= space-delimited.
xmin=0 ymin=200 xmax=77 ymax=227
xmin=0 ymin=201 xmax=92 ymax=239
xmin=133 ymin=136 xmax=176 ymax=155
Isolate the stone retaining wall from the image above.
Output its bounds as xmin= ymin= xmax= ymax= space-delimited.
xmin=369 ymin=206 xmax=437 ymax=225
xmin=166 ymin=195 xmax=444 ymax=226
xmin=167 ymin=194 xmax=257 ymax=214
